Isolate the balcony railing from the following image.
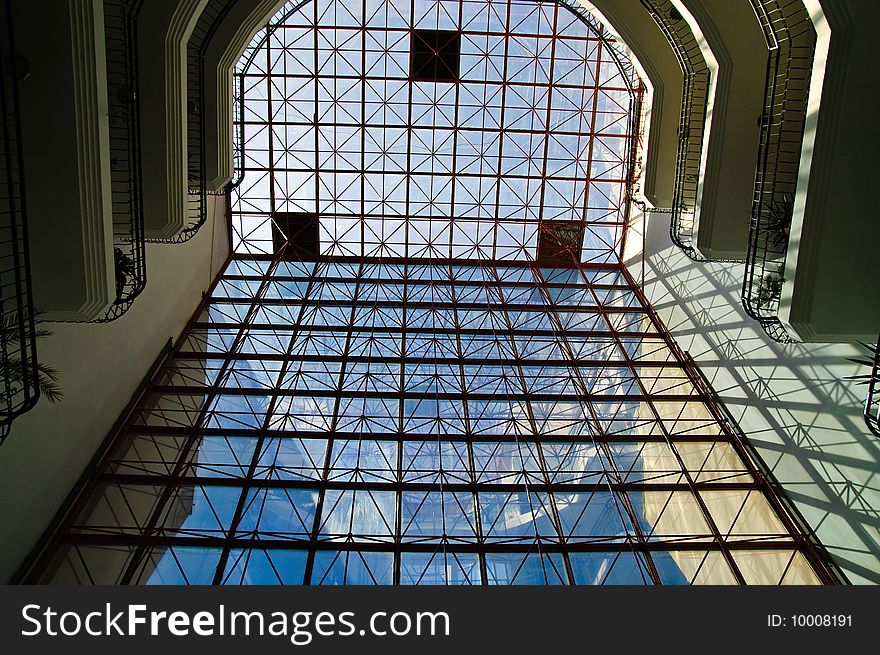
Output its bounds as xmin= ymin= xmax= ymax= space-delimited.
xmin=154 ymin=0 xmax=234 ymax=245
xmin=100 ymin=0 xmax=146 ymax=322
xmin=742 ymin=0 xmax=816 ymax=343
xmin=0 ymin=0 xmax=39 ymax=440
xmin=231 ymin=71 xmax=244 ymax=190
xmin=640 ymin=0 xmax=712 ymax=262
xmin=866 ymin=336 xmax=880 ymax=438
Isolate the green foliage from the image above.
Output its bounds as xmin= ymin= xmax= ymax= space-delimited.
xmin=763 ymin=193 xmax=793 ymax=253
xmin=0 ymin=312 xmax=62 ymax=403
xmin=755 ymin=264 xmax=785 ymax=309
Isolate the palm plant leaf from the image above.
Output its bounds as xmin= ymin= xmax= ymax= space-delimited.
xmin=0 ymin=310 xmax=63 ymax=404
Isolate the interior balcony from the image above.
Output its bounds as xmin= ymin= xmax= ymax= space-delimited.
xmin=677 ymin=0 xmax=767 ymax=260
xmin=778 ymin=0 xmax=880 ymax=343
xmin=9 ymin=0 xmax=149 ymax=323
xmin=11 ymin=0 xmax=116 ymax=322
xmin=101 ymin=0 xmax=147 ymax=321
xmin=0 ymin=0 xmax=40 ymax=438
xmin=202 ymin=0 xmax=288 ymax=191
xmin=180 ymin=0 xmax=241 ymax=245
xmin=0 ymin=0 xmax=876 ymax=583
xmin=607 ymin=0 xmax=878 ymax=342
xmin=137 ymin=0 xmax=208 ymax=240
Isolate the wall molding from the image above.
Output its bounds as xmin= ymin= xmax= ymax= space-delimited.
xmin=780 ymin=0 xmax=853 ymax=340
xmin=679 ymin=0 xmax=729 ymax=252
xmin=53 ymin=0 xmax=114 ymax=322
xmin=204 ymin=0 xmax=287 ymax=189
xmin=152 ymin=0 xmax=210 ymax=239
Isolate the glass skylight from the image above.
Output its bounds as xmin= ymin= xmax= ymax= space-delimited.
xmin=231 ymin=0 xmax=637 ymax=263
xmin=37 ymin=258 xmax=829 ymax=585
xmin=24 ymin=0 xmax=836 ymax=587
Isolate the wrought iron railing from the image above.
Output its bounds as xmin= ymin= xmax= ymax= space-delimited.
xmin=154 ymin=0 xmax=234 ymax=245
xmin=866 ymin=336 xmax=880 ymax=438
xmin=640 ymin=0 xmax=712 ymax=262
xmin=742 ymin=0 xmax=816 ymax=343
xmin=0 ymin=0 xmax=39 ymax=440
xmin=230 ymin=70 xmax=245 ymax=190
xmin=101 ymin=0 xmax=146 ymax=322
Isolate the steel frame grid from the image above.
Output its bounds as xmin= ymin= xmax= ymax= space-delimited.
xmin=229 ymin=0 xmax=639 ymax=265
xmin=24 ymin=252 xmax=840 ymax=586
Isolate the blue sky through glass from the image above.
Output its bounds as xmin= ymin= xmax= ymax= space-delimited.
xmin=231 ymin=0 xmax=636 ymax=263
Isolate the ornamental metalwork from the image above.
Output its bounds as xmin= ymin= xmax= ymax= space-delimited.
xmin=101 ymin=0 xmax=147 ymax=321
xmin=639 ymin=0 xmax=713 ymax=262
xmin=742 ymin=0 xmax=816 ymax=342
xmin=865 ymin=336 xmax=880 ymax=438
xmin=0 ymin=0 xmax=40 ymax=438
xmin=150 ymin=0 xmax=238 ymax=245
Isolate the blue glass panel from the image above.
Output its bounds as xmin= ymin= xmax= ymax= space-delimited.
xmin=569 ymin=551 xmax=654 ymax=585
xmin=400 ymin=552 xmax=481 ymax=585
xmin=485 ymin=552 xmax=568 ymax=585
xmin=222 ymin=549 xmax=308 ymax=585
xmin=311 ymin=550 xmax=394 ymax=585
xmin=145 ymin=547 xmax=223 ymax=585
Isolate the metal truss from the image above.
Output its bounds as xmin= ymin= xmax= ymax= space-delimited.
xmin=0 ymin=0 xmax=40 ymax=439
xmin=742 ymin=0 xmax=816 ymax=343
xmin=231 ymin=0 xmax=639 ymax=264
xmin=639 ymin=0 xmax=715 ymax=263
xmin=22 ymin=0 xmax=839 ymax=585
xmin=27 ymin=254 xmax=838 ymax=584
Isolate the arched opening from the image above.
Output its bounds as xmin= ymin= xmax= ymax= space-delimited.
xmin=230 ymin=0 xmax=640 ymax=265
xmin=26 ymin=0 xmax=836 ymax=587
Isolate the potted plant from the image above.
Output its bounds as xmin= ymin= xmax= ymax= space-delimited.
xmin=764 ymin=193 xmax=793 ymax=253
xmin=755 ymin=264 xmax=785 ymax=309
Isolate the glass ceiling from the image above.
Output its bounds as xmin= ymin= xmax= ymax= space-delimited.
xmin=36 ymin=259 xmax=831 ymax=584
xmin=26 ymin=2 xmax=835 ymax=584
xmin=231 ymin=0 xmax=638 ymax=263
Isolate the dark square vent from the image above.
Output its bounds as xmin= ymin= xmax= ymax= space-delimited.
xmin=410 ymin=30 xmax=460 ymax=82
xmin=537 ymin=220 xmax=584 ymax=264
xmin=271 ymin=212 xmax=320 ymax=260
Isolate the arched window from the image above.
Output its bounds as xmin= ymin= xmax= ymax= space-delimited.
xmin=231 ymin=0 xmax=639 ymax=264
xmin=28 ymin=0 xmax=834 ymax=587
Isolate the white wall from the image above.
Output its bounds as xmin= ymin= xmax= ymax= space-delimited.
xmin=781 ymin=0 xmax=880 ymax=342
xmin=0 ymin=196 xmax=229 ymax=583
xmin=680 ymin=0 xmax=765 ymax=258
xmin=628 ymin=211 xmax=880 ymax=584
